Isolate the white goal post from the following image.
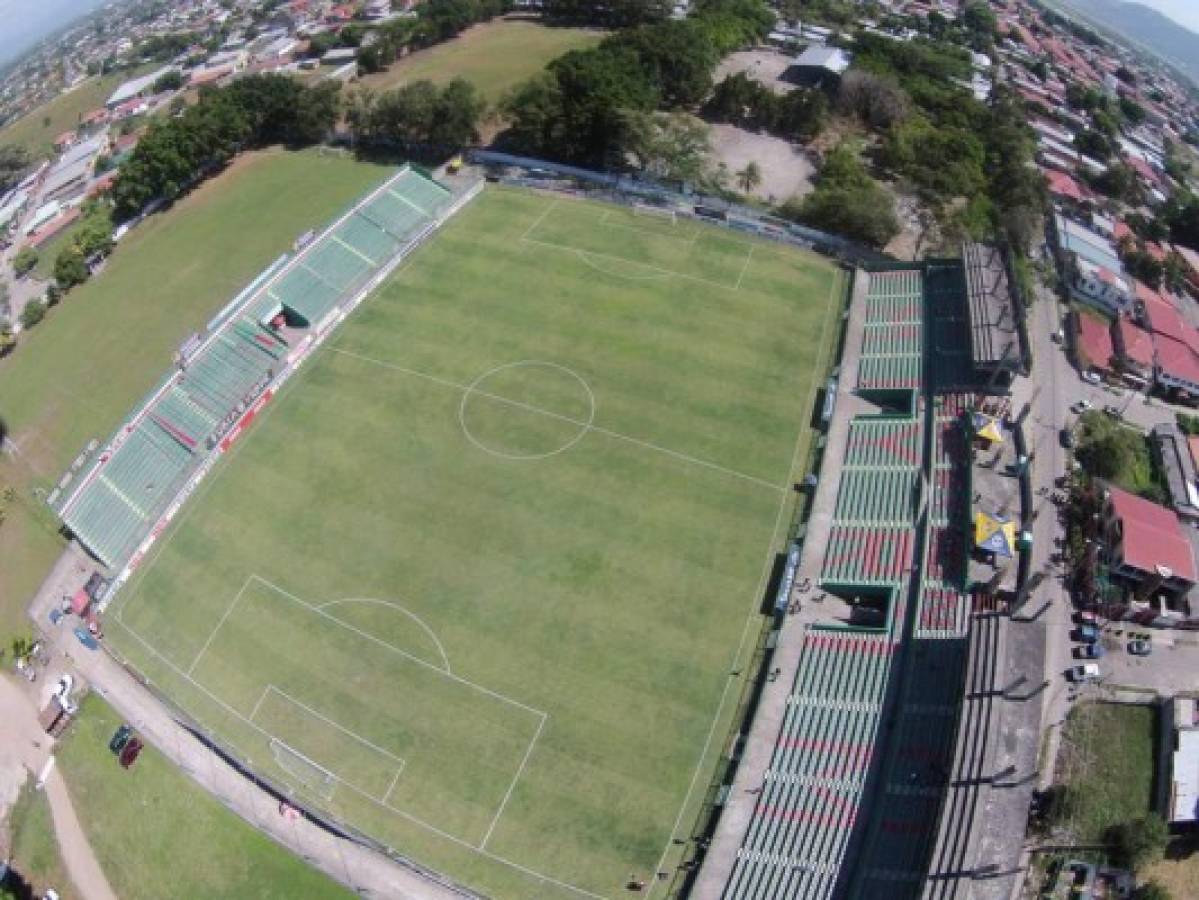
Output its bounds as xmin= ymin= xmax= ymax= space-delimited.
xmin=631 ymin=202 xmax=677 ymax=224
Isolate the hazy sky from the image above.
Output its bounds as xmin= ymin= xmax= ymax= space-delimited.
xmin=1138 ymin=0 xmax=1199 ymax=34
xmin=0 ymin=0 xmax=110 ymax=67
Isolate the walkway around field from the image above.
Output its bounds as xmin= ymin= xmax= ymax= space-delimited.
xmin=0 ymin=672 xmax=117 ymax=900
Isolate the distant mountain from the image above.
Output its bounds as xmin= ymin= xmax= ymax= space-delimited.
xmin=1055 ymin=0 xmax=1199 ymax=86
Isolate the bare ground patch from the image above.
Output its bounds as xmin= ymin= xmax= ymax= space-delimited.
xmin=707 ymin=124 xmax=815 ymax=205
xmin=715 ymin=49 xmax=796 ymax=96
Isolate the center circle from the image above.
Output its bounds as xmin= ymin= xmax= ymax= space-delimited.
xmin=458 ymin=361 xmax=596 ymax=460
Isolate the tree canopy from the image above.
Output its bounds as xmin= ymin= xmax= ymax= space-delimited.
xmin=112 ymin=75 xmax=342 ymax=220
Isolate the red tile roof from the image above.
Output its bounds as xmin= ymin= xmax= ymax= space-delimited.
xmin=1075 ymin=312 xmax=1114 ymax=370
xmin=1108 ymin=486 xmax=1197 ymax=582
xmin=1114 ymin=318 xmax=1154 ymax=368
xmin=1154 ymin=334 xmax=1199 ymax=385
xmin=1043 ymin=167 xmax=1088 ymax=203
xmin=26 ymin=207 xmax=81 ymax=248
xmin=1189 ymin=435 xmax=1199 ymax=471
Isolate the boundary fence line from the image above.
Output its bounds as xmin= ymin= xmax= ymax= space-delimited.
xmin=469 ymin=150 xmax=891 ymax=269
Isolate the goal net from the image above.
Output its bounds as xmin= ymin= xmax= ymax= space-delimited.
xmin=270 ymin=738 xmax=336 ymax=801
xmin=632 ymin=203 xmax=677 ymax=224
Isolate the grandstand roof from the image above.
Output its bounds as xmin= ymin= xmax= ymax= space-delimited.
xmin=962 ymin=242 xmax=1020 ymax=370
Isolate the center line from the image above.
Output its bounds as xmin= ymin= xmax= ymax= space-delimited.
xmin=327 ymin=346 xmax=784 ymax=492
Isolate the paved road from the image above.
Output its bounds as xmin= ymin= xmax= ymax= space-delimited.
xmin=0 ymin=672 xmax=118 ymax=900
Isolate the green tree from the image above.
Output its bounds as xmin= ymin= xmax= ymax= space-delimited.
xmin=152 ymin=69 xmax=185 ymax=92
xmin=12 ymin=246 xmax=38 ymax=278
xmin=53 ymin=246 xmax=90 ymax=290
xmin=18 ymin=300 xmax=45 ymax=329
xmin=1075 ymin=430 xmax=1132 ymax=481
xmin=736 ymin=160 xmax=762 ymax=193
xmin=0 ymin=144 xmax=30 ymax=193
xmin=1109 ymin=815 xmax=1170 ymax=871
xmin=618 ymin=110 xmax=711 ymax=184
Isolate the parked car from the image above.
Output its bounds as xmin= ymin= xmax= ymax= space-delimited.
xmin=1084 ymin=371 xmax=1102 ymax=384
xmin=1069 ymin=663 xmax=1101 ymax=682
xmin=1074 ymin=643 xmax=1104 ymax=659
xmin=73 ymin=627 xmax=98 ymax=651
xmin=1074 ymin=610 xmax=1099 ymax=626
xmin=1075 ymin=623 xmax=1100 ymax=643
xmin=1071 ymin=400 xmax=1093 ymax=414
xmin=1103 ymin=404 xmax=1123 ymax=420
xmin=1128 ymin=639 xmax=1152 ymax=656
xmin=1060 ymin=428 xmax=1075 ymax=449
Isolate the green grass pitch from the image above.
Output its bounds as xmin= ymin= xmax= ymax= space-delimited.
xmin=107 ymin=187 xmax=845 ymax=899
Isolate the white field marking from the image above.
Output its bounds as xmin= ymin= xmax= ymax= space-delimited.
xmin=458 ymin=360 xmax=597 ymax=461
xmin=249 ymin=574 xmax=547 ymax=719
xmin=329 ymin=347 xmax=784 ymax=492
xmin=643 ymin=267 xmax=845 ymax=899
xmin=255 ymin=685 xmax=407 ymax=801
xmin=249 ymin=685 xmax=272 ymax=722
xmin=382 ymin=767 xmax=403 ymax=804
xmin=111 ymin=610 xmax=603 ymax=900
xmin=255 ymin=684 xmax=408 ymax=768
xmin=187 ymin=577 xmax=252 ymax=675
xmin=521 ymin=195 xmax=558 ymax=242
xmin=317 ymin=598 xmax=452 ymax=673
xmin=521 ymin=235 xmax=738 ymax=292
xmin=270 ymin=738 xmax=337 ymax=801
xmin=479 ymin=712 xmax=546 ymax=850
xmin=735 ymin=245 xmax=755 ymax=291
xmin=572 ymin=250 xmax=672 ymax=282
xmin=332 ymin=234 xmax=378 ymax=267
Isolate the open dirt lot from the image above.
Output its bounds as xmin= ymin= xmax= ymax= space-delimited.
xmin=708 ymin=123 xmax=816 ymax=204
xmin=715 ymin=49 xmax=796 ymax=96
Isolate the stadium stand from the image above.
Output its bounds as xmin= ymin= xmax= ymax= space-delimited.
xmin=857 ymin=270 xmax=924 ymax=392
xmin=724 ymin=628 xmax=894 ymax=900
xmin=54 ymin=166 xmax=455 ymax=570
xmin=724 ymin=261 xmax=985 ymax=900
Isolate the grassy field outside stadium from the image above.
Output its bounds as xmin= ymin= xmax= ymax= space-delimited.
xmin=108 ymin=187 xmax=844 ymax=899
xmin=0 ymin=149 xmax=394 ymax=637
xmin=357 ymin=18 xmax=604 ymax=105
xmin=58 ymin=695 xmax=352 ymax=900
xmin=0 ymin=64 xmax=159 ymax=159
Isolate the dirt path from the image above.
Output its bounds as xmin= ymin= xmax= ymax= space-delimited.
xmin=0 ymin=674 xmax=118 ymax=900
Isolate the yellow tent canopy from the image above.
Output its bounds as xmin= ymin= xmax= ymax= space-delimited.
xmin=974 ymin=510 xmax=1016 ymax=558
xmin=972 ymin=412 xmax=1004 ymax=444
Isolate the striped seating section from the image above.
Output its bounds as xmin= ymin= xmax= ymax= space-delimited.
xmin=823 ymin=526 xmax=914 ymax=586
xmin=834 ymin=469 xmax=918 ymax=525
xmin=849 ymin=639 xmax=968 ymax=897
xmin=57 ymin=319 xmax=287 ymax=566
xmin=725 ymin=628 xmax=893 ymax=900
xmin=56 ymin=165 xmax=455 ymax=570
xmin=844 ymin=419 xmax=921 ymax=469
xmin=914 ymin=394 xmax=973 ymax=638
xmin=858 ymin=270 xmax=923 ymax=391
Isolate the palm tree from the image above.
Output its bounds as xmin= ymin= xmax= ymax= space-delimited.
xmin=736 ymin=161 xmax=762 ymax=194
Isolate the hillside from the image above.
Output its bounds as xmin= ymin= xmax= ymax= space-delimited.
xmin=1055 ymin=0 xmax=1199 ymax=86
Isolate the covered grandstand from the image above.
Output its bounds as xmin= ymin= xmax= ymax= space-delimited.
xmin=52 ymin=166 xmax=460 ymax=571
xmin=716 ymin=259 xmax=987 ymax=900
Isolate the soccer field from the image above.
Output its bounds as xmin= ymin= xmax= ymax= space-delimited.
xmin=108 ymin=187 xmax=844 ymax=898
